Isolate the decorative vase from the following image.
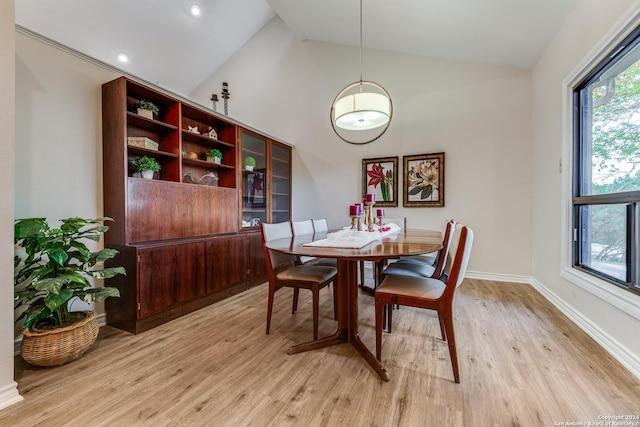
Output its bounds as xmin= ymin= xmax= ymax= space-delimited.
xmin=207 ymin=156 xmax=222 ymax=164
xmin=245 ymin=165 xmax=254 ymax=171
xmin=137 ymin=108 xmax=154 ymax=120
xmin=20 ymin=311 xmax=99 ymax=367
xmin=141 ymin=170 xmax=154 ymax=179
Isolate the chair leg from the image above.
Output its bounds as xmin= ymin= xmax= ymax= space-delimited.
xmin=382 ymin=304 xmax=388 ymax=331
xmin=438 ymin=312 xmax=447 ymax=341
xmin=375 ymin=296 xmax=385 ymax=361
xmin=312 ymin=286 xmax=320 ymax=340
xmin=332 ymin=283 xmax=337 ymax=320
xmin=266 ymin=286 xmax=275 ymax=335
xmin=292 ymin=288 xmax=299 ymax=314
xmin=387 ymin=303 xmax=393 ymax=333
xmin=441 ymin=308 xmax=460 ymax=383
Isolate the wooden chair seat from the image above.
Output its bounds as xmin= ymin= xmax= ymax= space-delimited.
xmin=276 ymin=265 xmax=337 ymax=283
xmin=375 ymin=275 xmax=445 ymax=300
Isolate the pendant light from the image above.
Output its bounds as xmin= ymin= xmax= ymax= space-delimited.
xmin=330 ymin=0 xmax=393 ymax=144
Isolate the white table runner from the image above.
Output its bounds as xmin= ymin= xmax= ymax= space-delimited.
xmin=303 ymin=223 xmax=401 ymax=249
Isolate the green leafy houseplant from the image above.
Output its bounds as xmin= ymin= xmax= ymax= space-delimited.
xmin=206 ymin=149 xmax=223 ymax=159
xmin=134 ymin=99 xmax=160 ymax=116
xmin=244 ymin=156 xmax=256 ymax=167
xmin=133 ymin=156 xmax=161 ymax=172
xmin=14 ymin=217 xmax=126 ymax=330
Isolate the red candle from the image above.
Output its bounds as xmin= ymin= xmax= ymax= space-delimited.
xmin=377 ymin=208 xmax=384 ymax=217
xmin=366 ymin=193 xmax=375 ymax=203
xmin=350 ymin=205 xmax=358 ymax=216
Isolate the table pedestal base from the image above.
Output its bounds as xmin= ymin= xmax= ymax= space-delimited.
xmin=286 ymin=259 xmax=390 ymax=382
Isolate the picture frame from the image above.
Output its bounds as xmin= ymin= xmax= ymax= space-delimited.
xmin=362 ymin=157 xmax=398 ymax=207
xmin=403 ymin=152 xmax=445 ymax=207
xmin=244 ymin=170 xmax=266 ymax=208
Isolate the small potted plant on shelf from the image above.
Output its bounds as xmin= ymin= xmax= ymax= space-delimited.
xmin=134 ymin=99 xmax=160 ymax=120
xmin=133 ymin=156 xmax=161 ymax=179
xmin=206 ymin=149 xmax=223 ymax=164
xmin=244 ymin=156 xmax=256 ymax=171
xmin=14 ymin=216 xmax=126 ymax=366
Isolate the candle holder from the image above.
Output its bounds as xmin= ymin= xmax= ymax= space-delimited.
xmin=366 ymin=202 xmax=375 ymax=231
xmin=357 ymin=212 xmax=364 ymax=231
xmin=377 ymin=214 xmax=384 ymax=226
xmin=350 ymin=215 xmax=357 ymax=230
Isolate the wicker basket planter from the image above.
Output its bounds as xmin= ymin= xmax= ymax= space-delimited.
xmin=20 ymin=311 xmax=99 ymax=367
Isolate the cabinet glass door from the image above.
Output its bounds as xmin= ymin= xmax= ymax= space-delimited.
xmin=270 ymin=142 xmax=291 ymax=224
xmin=241 ymin=131 xmax=267 ymax=228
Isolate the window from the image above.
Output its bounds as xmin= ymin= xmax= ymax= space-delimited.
xmin=573 ymin=26 xmax=640 ymax=296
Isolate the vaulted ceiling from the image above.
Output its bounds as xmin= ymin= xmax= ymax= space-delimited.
xmin=15 ymin=0 xmax=576 ymax=96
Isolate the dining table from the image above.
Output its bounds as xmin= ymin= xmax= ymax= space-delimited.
xmin=264 ymin=227 xmax=442 ymax=381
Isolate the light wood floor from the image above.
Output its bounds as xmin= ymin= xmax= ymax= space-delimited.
xmin=2 ymin=277 xmax=640 ymax=426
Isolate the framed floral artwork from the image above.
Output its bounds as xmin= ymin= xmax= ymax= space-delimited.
xmin=244 ymin=170 xmax=266 ymax=208
xmin=362 ymin=157 xmax=398 ymax=207
xmin=403 ymin=153 xmax=445 ymax=207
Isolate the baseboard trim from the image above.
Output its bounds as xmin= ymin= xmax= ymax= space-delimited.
xmin=0 ymin=382 xmax=23 ymax=410
xmin=465 ymin=270 xmax=531 ymax=284
xmin=528 ymin=277 xmax=640 ymax=380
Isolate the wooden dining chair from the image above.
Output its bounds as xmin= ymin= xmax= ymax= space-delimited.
xmin=312 ymin=218 xmax=329 ymax=233
xmin=374 ymin=224 xmax=474 ymax=383
xmin=360 ymin=217 xmax=407 ymax=293
xmin=261 ymin=222 xmax=338 ymax=339
xmin=382 ymin=220 xmax=457 ymax=281
xmin=291 ymin=219 xmax=337 ymax=269
xmin=400 ymin=219 xmax=455 ymax=268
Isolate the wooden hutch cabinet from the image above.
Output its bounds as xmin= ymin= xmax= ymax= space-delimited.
xmin=102 ymin=77 xmax=291 ymax=333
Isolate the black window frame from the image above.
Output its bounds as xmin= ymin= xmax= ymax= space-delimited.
xmin=573 ymin=26 xmax=640 ymax=297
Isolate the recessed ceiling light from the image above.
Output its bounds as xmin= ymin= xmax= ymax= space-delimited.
xmin=117 ymin=53 xmax=129 ymax=63
xmin=190 ymin=5 xmax=201 ymax=16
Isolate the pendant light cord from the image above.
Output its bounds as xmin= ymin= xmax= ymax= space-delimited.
xmin=359 ymin=0 xmax=363 ymax=83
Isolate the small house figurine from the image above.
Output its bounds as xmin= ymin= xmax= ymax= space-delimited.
xmin=188 ymin=125 xmax=199 ymax=134
xmin=205 ymin=128 xmax=218 ymax=140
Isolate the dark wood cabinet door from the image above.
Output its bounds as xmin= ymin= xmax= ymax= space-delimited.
xmin=138 ymin=242 xmax=206 ymax=318
xmin=206 ymin=235 xmax=248 ymax=293
xmin=248 ymin=232 xmax=267 ymax=282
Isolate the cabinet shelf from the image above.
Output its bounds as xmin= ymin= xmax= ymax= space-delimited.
xmin=182 ymin=130 xmax=234 ymax=148
xmin=128 ymin=146 xmax=179 ymax=159
xmin=127 ymin=111 xmax=178 ymax=132
xmin=182 ymin=157 xmax=234 ymax=169
xmin=242 ymin=147 xmax=266 ymax=157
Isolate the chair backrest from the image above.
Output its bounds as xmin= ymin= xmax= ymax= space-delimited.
xmin=261 ymin=222 xmax=296 ymax=271
xmin=312 ymin=218 xmax=329 ymax=233
xmin=291 ymin=219 xmax=314 ymax=235
xmin=442 ymin=225 xmax=474 ymax=295
xmin=432 ymin=220 xmax=457 ymax=278
xmin=385 ymin=217 xmax=406 ymax=230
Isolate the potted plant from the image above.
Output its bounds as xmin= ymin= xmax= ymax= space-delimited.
xmin=206 ymin=149 xmax=223 ymax=164
xmin=244 ymin=156 xmax=256 ymax=171
xmin=134 ymin=99 xmax=159 ymax=119
xmin=133 ymin=156 xmax=161 ymax=179
xmin=14 ymin=216 xmax=126 ymax=366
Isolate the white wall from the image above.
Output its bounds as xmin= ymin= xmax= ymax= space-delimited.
xmin=191 ymin=16 xmax=533 ymax=277
xmin=0 ymin=0 xmax=23 ymax=410
xmin=532 ymin=0 xmax=640 ymax=376
xmin=13 ymin=33 xmax=120 ymax=329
